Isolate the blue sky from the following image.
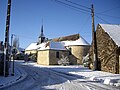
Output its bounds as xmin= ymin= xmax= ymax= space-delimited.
xmin=0 ymin=0 xmax=120 ymax=48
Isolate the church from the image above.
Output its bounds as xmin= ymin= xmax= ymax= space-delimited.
xmin=25 ymin=25 xmax=90 ymax=65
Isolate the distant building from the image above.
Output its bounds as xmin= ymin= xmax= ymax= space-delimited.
xmin=25 ymin=42 xmax=38 ymax=55
xmin=90 ymin=24 xmax=120 ymax=74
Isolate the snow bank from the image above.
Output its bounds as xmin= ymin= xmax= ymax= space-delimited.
xmin=0 ymin=64 xmax=27 ymax=89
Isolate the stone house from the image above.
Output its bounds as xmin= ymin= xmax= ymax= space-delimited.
xmin=62 ymin=36 xmax=90 ymax=64
xmin=90 ymin=24 xmax=120 ymax=74
xmin=37 ymin=41 xmax=77 ymax=65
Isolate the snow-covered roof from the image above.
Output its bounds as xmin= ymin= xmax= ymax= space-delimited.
xmin=62 ymin=36 xmax=90 ymax=46
xmin=39 ymin=41 xmax=67 ymax=50
xmin=25 ymin=42 xmax=49 ymax=51
xmin=26 ymin=36 xmax=89 ymax=51
xmin=25 ymin=43 xmax=38 ymax=50
xmin=100 ymin=24 xmax=120 ymax=46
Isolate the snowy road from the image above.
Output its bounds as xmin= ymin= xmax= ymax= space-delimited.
xmin=2 ymin=62 xmax=120 ymax=90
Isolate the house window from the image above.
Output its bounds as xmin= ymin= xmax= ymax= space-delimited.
xmin=56 ymin=51 xmax=59 ymax=58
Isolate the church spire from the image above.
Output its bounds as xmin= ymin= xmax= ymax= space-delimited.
xmin=38 ymin=23 xmax=45 ymax=44
xmin=40 ymin=24 xmax=44 ymax=37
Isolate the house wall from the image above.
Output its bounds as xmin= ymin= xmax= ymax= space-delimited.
xmin=49 ymin=50 xmax=69 ymax=65
xmin=37 ymin=49 xmax=77 ymax=65
xmin=37 ymin=50 xmax=49 ymax=65
xmin=94 ymin=24 xmax=119 ymax=74
xmin=66 ymin=45 xmax=90 ymax=65
xmin=25 ymin=50 xmax=37 ymax=55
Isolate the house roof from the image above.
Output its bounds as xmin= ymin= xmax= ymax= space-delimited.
xmin=38 ymin=41 xmax=67 ymax=50
xmin=62 ymin=36 xmax=90 ymax=46
xmin=25 ymin=43 xmax=38 ymax=50
xmin=52 ymin=34 xmax=80 ymax=42
xmin=100 ymin=24 xmax=120 ymax=46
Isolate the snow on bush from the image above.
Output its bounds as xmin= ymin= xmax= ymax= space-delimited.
xmin=89 ymin=76 xmax=99 ymax=81
xmin=82 ymin=54 xmax=90 ymax=67
xmin=114 ymin=82 xmax=120 ymax=87
xmin=104 ymin=78 xmax=111 ymax=85
xmin=58 ymin=55 xmax=70 ymax=66
xmin=104 ymin=78 xmax=118 ymax=86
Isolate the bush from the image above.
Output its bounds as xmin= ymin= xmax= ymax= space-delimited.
xmin=15 ymin=53 xmax=24 ymax=60
xmin=82 ymin=54 xmax=90 ymax=67
xmin=58 ymin=55 xmax=70 ymax=66
xmin=28 ymin=53 xmax=37 ymax=62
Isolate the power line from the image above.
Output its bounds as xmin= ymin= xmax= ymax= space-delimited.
xmin=64 ymin=0 xmax=91 ymax=10
xmin=95 ymin=15 xmax=111 ymax=24
xmin=52 ymin=0 xmax=119 ymax=24
xmin=55 ymin=2 xmax=90 ymax=15
xmin=95 ymin=6 xmax=120 ymax=19
xmin=53 ymin=0 xmax=91 ymax=13
xmin=96 ymin=13 xmax=120 ymax=19
xmin=97 ymin=6 xmax=120 ymax=14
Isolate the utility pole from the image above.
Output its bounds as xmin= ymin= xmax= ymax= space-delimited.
xmin=4 ymin=0 xmax=11 ymax=77
xmin=91 ymin=4 xmax=98 ymax=70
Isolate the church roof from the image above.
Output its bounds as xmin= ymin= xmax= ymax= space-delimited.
xmin=62 ymin=36 xmax=90 ymax=46
xmin=52 ymin=34 xmax=79 ymax=42
xmin=100 ymin=24 xmax=120 ymax=47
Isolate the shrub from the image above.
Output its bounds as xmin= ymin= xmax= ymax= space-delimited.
xmin=28 ymin=53 xmax=37 ymax=62
xmin=82 ymin=54 xmax=90 ymax=67
xmin=58 ymin=55 xmax=70 ymax=66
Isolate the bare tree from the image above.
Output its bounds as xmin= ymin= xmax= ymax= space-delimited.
xmin=13 ymin=37 xmax=19 ymax=48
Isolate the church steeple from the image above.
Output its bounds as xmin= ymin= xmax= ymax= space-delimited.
xmin=38 ymin=24 xmax=45 ymax=44
xmin=40 ymin=24 xmax=44 ymax=37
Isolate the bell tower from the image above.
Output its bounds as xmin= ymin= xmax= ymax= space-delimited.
xmin=38 ymin=24 xmax=45 ymax=44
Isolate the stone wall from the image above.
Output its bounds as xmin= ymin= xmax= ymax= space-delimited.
xmin=49 ymin=50 xmax=69 ymax=65
xmin=90 ymin=24 xmax=119 ymax=74
xmin=66 ymin=45 xmax=90 ymax=65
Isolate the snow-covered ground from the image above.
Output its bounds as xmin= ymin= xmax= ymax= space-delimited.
xmin=27 ymin=62 xmax=120 ymax=88
xmin=0 ymin=63 xmax=27 ymax=89
xmin=0 ymin=60 xmax=120 ymax=90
